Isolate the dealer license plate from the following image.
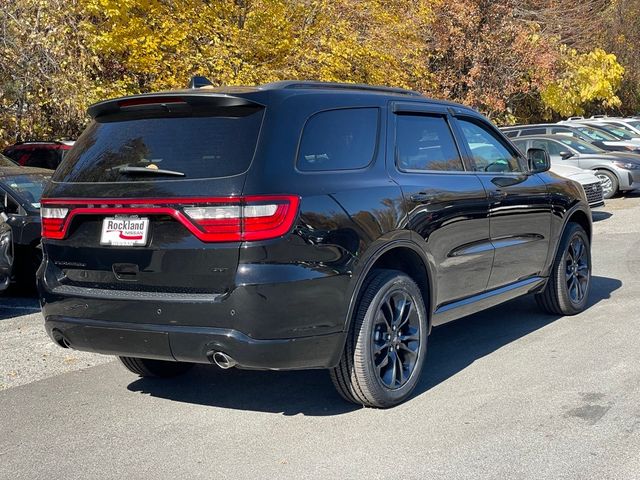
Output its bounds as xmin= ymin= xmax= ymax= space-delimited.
xmin=100 ymin=216 xmax=149 ymax=246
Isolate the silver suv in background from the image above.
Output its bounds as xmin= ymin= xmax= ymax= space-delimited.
xmin=503 ymin=123 xmax=640 ymax=153
xmin=512 ymin=135 xmax=640 ymax=198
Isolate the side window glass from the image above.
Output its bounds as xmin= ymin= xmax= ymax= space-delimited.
xmin=547 ymin=141 xmax=565 ymax=156
xmin=503 ymin=131 xmax=518 ymax=138
xmin=457 ymin=118 xmax=522 ymax=173
xmin=395 ymin=115 xmax=464 ymax=172
xmin=512 ymin=140 xmax=527 ymax=156
xmin=521 ymin=128 xmax=546 ymax=135
xmin=297 ymin=108 xmax=378 ymax=171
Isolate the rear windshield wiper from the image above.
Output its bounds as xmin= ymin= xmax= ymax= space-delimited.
xmin=115 ymin=166 xmax=185 ymax=177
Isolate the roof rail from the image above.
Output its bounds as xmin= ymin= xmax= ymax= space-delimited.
xmin=259 ymin=80 xmax=422 ymax=96
xmin=567 ymin=116 xmax=584 ymax=120
xmin=590 ymin=114 xmax=608 ymax=119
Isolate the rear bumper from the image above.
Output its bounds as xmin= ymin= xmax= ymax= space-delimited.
xmin=44 ymin=316 xmax=346 ymax=370
xmin=38 ymin=256 xmax=350 ymax=370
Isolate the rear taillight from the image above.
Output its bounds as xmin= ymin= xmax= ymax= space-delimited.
xmin=41 ymin=207 xmax=69 ymax=239
xmin=40 ymin=196 xmax=300 ymax=242
xmin=183 ymin=197 xmax=297 ymax=242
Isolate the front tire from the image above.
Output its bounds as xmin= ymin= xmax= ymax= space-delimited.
xmin=536 ymin=222 xmax=591 ymax=315
xmin=594 ymin=169 xmax=618 ymax=199
xmin=118 ymin=356 xmax=193 ymax=378
xmin=331 ymin=269 xmax=428 ymax=408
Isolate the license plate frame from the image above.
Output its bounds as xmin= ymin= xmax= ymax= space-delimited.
xmin=100 ymin=216 xmax=150 ymax=246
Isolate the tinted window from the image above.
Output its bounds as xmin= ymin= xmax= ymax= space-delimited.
xmin=1 ymin=174 xmax=49 ymax=208
xmin=550 ymin=127 xmax=580 ymax=138
xmin=521 ymin=128 xmax=546 ymax=136
xmin=531 ymin=139 xmax=564 ymax=156
xmin=55 ymin=109 xmax=264 ymax=182
xmin=297 ymin=108 xmax=378 ymax=171
xmin=26 ymin=149 xmax=58 ymax=170
xmin=503 ymin=130 xmax=519 ymax=138
xmin=395 ymin=115 xmax=463 ymax=172
xmin=457 ymin=119 xmax=522 ymax=172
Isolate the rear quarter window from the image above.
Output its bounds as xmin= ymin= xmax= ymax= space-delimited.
xmin=297 ymin=108 xmax=379 ymax=171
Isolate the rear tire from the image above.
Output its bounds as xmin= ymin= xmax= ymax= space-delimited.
xmin=118 ymin=356 xmax=193 ymax=378
xmin=330 ymin=269 xmax=428 ymax=408
xmin=594 ymin=169 xmax=618 ymax=199
xmin=536 ymin=222 xmax=591 ymax=315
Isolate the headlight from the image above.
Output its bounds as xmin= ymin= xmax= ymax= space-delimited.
xmin=612 ymin=161 xmax=640 ymax=170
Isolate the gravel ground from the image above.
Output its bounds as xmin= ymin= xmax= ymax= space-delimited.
xmin=0 ymin=297 xmax=111 ymax=390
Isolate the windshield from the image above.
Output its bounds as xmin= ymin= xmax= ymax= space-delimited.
xmin=557 ymin=137 xmax=604 ymax=154
xmin=574 ymin=125 xmax=617 ymax=141
xmin=586 ymin=123 xmax=635 ymax=140
xmin=605 ymin=122 xmax=639 ymax=135
xmin=1 ymin=174 xmax=50 ymax=208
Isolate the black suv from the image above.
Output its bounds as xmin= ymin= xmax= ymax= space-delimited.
xmin=38 ymin=81 xmax=592 ymax=407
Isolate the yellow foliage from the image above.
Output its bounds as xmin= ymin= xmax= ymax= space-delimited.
xmin=541 ymin=48 xmax=625 ymax=116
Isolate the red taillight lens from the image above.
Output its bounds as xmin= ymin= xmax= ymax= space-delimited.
xmin=39 ymin=196 xmax=300 ymax=243
xmin=183 ymin=196 xmax=299 ymax=242
xmin=41 ymin=207 xmax=69 ymax=239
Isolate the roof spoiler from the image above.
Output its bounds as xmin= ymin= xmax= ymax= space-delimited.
xmin=87 ymin=92 xmax=263 ymax=119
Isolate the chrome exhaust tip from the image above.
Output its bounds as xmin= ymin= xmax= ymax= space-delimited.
xmin=211 ymin=351 xmax=237 ymax=369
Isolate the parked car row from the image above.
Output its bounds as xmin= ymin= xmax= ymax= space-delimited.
xmin=501 ymin=116 xmax=640 ymax=199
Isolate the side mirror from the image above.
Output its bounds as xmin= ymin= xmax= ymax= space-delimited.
xmin=527 ymin=148 xmax=550 ymax=173
xmin=559 ymin=151 xmax=575 ymax=160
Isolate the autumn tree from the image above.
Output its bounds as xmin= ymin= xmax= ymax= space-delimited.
xmin=0 ymin=0 xmax=97 ymax=145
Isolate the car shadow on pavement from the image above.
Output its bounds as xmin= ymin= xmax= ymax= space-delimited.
xmin=126 ymin=275 xmax=621 ymax=416
xmin=592 ymin=210 xmax=612 ymax=222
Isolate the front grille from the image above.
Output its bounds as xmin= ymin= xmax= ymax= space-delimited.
xmin=582 ymin=181 xmax=604 ymax=205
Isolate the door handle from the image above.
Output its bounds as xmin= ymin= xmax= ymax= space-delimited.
xmin=489 ymin=190 xmax=508 ymax=200
xmin=410 ymin=192 xmax=435 ymax=203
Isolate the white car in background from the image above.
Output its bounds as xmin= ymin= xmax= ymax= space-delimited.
xmin=551 ymin=164 xmax=604 ymax=208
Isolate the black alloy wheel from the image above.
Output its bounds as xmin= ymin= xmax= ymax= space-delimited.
xmin=331 ymin=269 xmax=428 ymax=408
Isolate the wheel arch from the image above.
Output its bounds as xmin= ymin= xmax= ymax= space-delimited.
xmin=592 ymin=166 xmax=621 ymax=185
xmin=343 ymin=239 xmax=436 ymax=335
xmin=546 ymin=204 xmax=592 ymax=278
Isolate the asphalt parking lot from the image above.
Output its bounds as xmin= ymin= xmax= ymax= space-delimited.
xmin=1 ymin=195 xmax=640 ymax=480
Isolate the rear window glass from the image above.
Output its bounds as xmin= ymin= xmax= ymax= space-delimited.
xmin=297 ymin=108 xmax=378 ymax=171
xmin=54 ymin=110 xmax=264 ymax=182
